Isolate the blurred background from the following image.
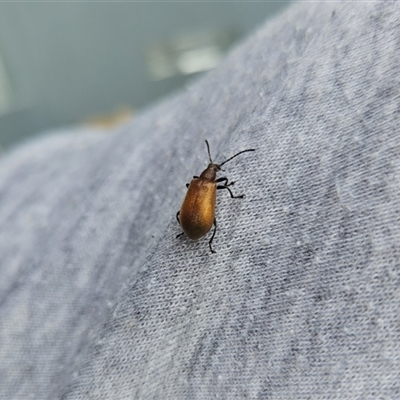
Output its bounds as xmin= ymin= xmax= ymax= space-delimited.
xmin=0 ymin=2 xmax=290 ymax=151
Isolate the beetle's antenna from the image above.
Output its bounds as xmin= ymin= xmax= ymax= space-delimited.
xmin=205 ymin=140 xmax=213 ymax=163
xmin=219 ymin=148 xmax=255 ymax=167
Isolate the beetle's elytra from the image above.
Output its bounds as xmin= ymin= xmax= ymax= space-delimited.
xmin=176 ymin=140 xmax=255 ymax=253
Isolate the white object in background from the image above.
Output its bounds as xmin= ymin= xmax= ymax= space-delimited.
xmin=147 ymin=30 xmax=235 ymax=81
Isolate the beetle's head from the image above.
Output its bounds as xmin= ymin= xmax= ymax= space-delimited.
xmin=200 ymin=162 xmax=219 ymax=181
xmin=204 ymin=139 xmax=255 ymax=176
xmin=208 ymin=162 xmax=222 ymax=172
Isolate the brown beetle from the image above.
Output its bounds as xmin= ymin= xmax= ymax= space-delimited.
xmin=176 ymin=140 xmax=255 ymax=253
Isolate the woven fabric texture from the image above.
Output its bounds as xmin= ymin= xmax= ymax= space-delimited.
xmin=1 ymin=1 xmax=399 ymax=399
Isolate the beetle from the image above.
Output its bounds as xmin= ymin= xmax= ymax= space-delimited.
xmin=176 ymin=140 xmax=255 ymax=253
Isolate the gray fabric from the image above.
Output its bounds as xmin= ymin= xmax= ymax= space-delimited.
xmin=1 ymin=1 xmax=400 ymax=399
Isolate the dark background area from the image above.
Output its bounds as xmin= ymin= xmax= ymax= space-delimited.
xmin=0 ymin=2 xmax=290 ymax=151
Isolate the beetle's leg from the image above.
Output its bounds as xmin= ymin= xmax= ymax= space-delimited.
xmin=217 ymin=185 xmax=244 ymax=199
xmin=208 ymin=219 xmax=217 ymax=253
xmin=215 ymin=177 xmax=235 ymax=187
xmin=186 ymin=183 xmax=190 ymax=188
xmin=176 ymin=212 xmax=185 ymax=238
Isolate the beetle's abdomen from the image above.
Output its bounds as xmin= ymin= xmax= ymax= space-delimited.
xmin=179 ymin=179 xmax=216 ymax=240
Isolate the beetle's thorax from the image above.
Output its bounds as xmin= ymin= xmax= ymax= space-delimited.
xmin=199 ymin=163 xmax=220 ymax=181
